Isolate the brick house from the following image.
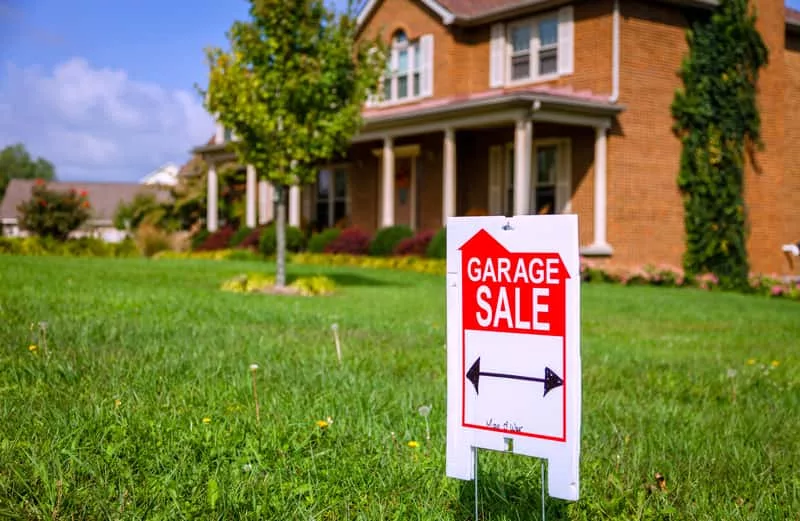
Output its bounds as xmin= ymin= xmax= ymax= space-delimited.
xmin=194 ymin=0 xmax=800 ymax=274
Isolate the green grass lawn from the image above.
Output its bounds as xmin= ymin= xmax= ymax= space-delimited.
xmin=0 ymin=255 xmax=798 ymax=520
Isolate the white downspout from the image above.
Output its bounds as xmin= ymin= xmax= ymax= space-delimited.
xmin=610 ymin=0 xmax=620 ymax=103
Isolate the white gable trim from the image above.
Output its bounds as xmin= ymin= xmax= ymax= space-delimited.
xmin=357 ymin=0 xmax=454 ymax=29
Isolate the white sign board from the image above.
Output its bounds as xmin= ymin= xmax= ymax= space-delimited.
xmin=445 ymin=215 xmax=581 ymax=501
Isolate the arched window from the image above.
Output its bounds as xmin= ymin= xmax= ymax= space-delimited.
xmin=382 ymin=29 xmax=421 ymax=102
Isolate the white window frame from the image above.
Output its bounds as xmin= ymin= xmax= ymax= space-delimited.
xmin=501 ymin=138 xmax=572 ymax=215
xmin=506 ymin=13 xmax=560 ymax=85
xmin=380 ymin=31 xmax=422 ymax=105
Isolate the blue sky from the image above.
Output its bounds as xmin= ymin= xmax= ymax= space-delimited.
xmin=0 ymin=0 xmax=798 ymax=182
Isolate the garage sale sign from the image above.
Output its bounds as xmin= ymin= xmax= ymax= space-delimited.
xmin=445 ymin=215 xmax=582 ymax=501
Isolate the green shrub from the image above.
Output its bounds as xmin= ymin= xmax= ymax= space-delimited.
xmin=369 ymin=225 xmax=413 ymax=256
xmin=308 ymin=228 xmax=342 ymax=253
xmin=426 ymin=227 xmax=446 ymax=259
xmin=229 ymin=227 xmax=253 ymax=248
xmin=258 ymin=224 xmax=306 ymax=256
xmin=191 ymin=229 xmax=210 ymax=250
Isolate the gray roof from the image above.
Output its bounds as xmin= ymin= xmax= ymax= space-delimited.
xmin=0 ymin=179 xmax=172 ymax=224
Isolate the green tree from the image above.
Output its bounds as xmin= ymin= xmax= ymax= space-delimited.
xmin=17 ymin=181 xmax=91 ymax=241
xmin=200 ymin=0 xmax=385 ymax=286
xmin=671 ymin=0 xmax=767 ymax=290
xmin=0 ymin=143 xmax=56 ymax=200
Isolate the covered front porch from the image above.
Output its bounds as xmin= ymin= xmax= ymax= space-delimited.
xmin=345 ymin=88 xmax=623 ymax=256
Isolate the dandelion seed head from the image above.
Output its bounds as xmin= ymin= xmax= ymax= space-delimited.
xmin=249 ymin=363 xmax=259 ymax=371
xmin=727 ymin=369 xmax=737 ymax=378
xmin=418 ymin=405 xmax=432 ymax=417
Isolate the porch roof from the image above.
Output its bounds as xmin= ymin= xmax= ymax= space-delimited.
xmin=357 ymin=86 xmax=624 ymax=138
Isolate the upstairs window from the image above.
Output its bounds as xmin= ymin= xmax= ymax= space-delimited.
xmin=490 ymin=7 xmax=573 ymax=88
xmin=372 ymin=31 xmax=434 ymax=106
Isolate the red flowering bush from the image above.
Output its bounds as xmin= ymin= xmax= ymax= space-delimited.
xmin=394 ymin=230 xmax=436 ymax=256
xmin=238 ymin=225 xmax=267 ymax=250
xmin=17 ymin=183 xmax=92 ymax=241
xmin=324 ymin=227 xmax=371 ymax=255
xmin=194 ymin=225 xmax=236 ymax=251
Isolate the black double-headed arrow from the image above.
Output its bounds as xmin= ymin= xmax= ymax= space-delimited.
xmin=466 ymin=357 xmax=563 ymax=397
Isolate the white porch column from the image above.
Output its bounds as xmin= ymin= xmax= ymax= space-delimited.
xmin=586 ymin=125 xmax=613 ymax=254
xmin=207 ymin=163 xmax=218 ymax=232
xmin=289 ymin=185 xmax=301 ymax=227
xmin=258 ymin=179 xmax=272 ymax=224
xmin=381 ymin=136 xmax=395 ymax=227
xmin=245 ymin=164 xmax=257 ymax=228
xmin=513 ymin=117 xmax=533 ymax=216
xmin=443 ymin=127 xmax=457 ymax=224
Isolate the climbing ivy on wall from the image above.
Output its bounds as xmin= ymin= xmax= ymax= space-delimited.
xmin=671 ymin=0 xmax=768 ymax=290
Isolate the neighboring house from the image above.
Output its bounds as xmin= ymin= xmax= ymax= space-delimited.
xmin=0 ymin=179 xmax=171 ymax=242
xmin=193 ymin=0 xmax=800 ymax=274
xmin=140 ymin=163 xmax=181 ymax=187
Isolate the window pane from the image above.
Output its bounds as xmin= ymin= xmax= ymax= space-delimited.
xmin=535 ymin=186 xmax=555 ymax=215
xmin=511 ymin=26 xmax=531 ymax=52
xmin=539 ymin=49 xmax=558 ymax=76
xmin=413 ymin=73 xmax=420 ymax=96
xmin=539 ymin=18 xmax=558 ymax=46
xmin=334 ymin=201 xmax=347 ymax=225
xmin=393 ymin=30 xmax=407 ymax=45
xmin=398 ymin=49 xmax=408 ymax=73
xmin=413 ymin=43 xmax=421 ymax=70
xmin=398 ymin=75 xmax=408 ymax=98
xmin=315 ymin=203 xmax=329 ymax=228
xmin=317 ymin=169 xmax=332 ymax=199
xmin=334 ymin=169 xmax=347 ymax=199
xmin=383 ymin=77 xmax=391 ymax=99
xmin=506 ymin=148 xmax=515 ymax=216
xmin=537 ymin=146 xmax=557 ymax=184
xmin=511 ymin=54 xmax=530 ymax=80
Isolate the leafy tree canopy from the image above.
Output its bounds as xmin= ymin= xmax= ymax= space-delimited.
xmin=0 ymin=143 xmax=56 ymax=200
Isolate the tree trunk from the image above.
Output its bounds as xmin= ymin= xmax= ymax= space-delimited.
xmin=275 ymin=184 xmax=287 ymax=287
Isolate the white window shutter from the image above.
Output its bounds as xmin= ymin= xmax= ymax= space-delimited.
xmin=420 ymin=34 xmax=434 ymax=97
xmin=490 ymin=23 xmax=506 ymax=88
xmin=556 ymin=140 xmax=572 ymax=213
xmin=558 ymin=6 xmax=574 ymax=75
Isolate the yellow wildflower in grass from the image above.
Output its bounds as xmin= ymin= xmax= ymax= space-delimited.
xmin=407 ymin=440 xmax=419 ymax=448
xmin=771 ymin=360 xmax=780 ymax=368
xmin=746 ymin=359 xmax=756 ymax=366
xmin=316 ymin=420 xmax=329 ymax=428
xmin=202 ymin=417 xmax=211 ymax=424
xmin=114 ymin=399 xmax=122 ymax=408
xmin=28 ymin=344 xmax=37 ymax=352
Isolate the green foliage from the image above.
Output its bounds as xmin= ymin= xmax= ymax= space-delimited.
xmin=191 ymin=229 xmax=211 ymax=250
xmin=307 ymin=227 xmax=342 ymax=253
xmin=258 ymin=224 xmax=306 ymax=256
xmin=0 ymin=143 xmax=56 ymax=200
xmin=200 ymin=0 xmax=386 ymax=285
xmin=0 ymin=236 xmax=139 ymax=258
xmin=368 ymin=225 xmax=413 ymax=256
xmin=671 ymin=0 xmax=768 ymax=290
xmin=426 ymin=227 xmax=446 ymax=259
xmin=113 ymin=192 xmax=163 ymax=231
xmin=17 ymin=181 xmax=92 ymax=241
xmin=229 ymin=227 xmax=253 ymax=247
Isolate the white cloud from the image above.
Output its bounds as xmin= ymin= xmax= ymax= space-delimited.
xmin=0 ymin=57 xmax=215 ymax=182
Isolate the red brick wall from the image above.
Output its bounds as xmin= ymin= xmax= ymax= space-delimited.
xmin=785 ymin=33 xmax=800 ymax=268
xmin=356 ymin=0 xmax=796 ymax=274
